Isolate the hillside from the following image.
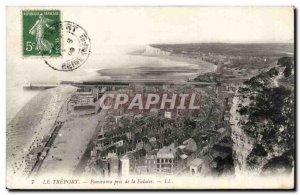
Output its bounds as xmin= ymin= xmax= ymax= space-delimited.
xmin=230 ymin=57 xmax=294 ymax=175
xmin=147 ymin=43 xmax=294 ymax=71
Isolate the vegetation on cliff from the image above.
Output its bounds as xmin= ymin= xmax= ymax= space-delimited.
xmin=235 ymin=57 xmax=294 ymax=174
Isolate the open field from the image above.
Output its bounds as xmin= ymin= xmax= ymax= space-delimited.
xmin=38 ymin=112 xmax=103 ymax=176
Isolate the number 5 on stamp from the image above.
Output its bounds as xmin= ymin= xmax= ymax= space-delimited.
xmin=22 ymin=10 xmax=61 ymax=57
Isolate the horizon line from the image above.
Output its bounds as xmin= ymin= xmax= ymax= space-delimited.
xmin=149 ymin=41 xmax=294 ymax=45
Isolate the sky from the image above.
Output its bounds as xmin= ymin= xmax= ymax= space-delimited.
xmin=7 ymin=6 xmax=294 ymax=55
xmin=60 ymin=6 xmax=294 ymax=46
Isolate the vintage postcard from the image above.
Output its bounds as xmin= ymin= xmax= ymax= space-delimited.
xmin=6 ymin=6 xmax=295 ymax=190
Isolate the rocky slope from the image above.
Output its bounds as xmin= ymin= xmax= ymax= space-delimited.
xmin=230 ymin=57 xmax=294 ymax=175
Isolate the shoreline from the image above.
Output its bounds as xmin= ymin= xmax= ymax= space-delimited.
xmin=129 ymin=53 xmax=218 ymax=73
xmin=6 ymin=86 xmax=77 ymax=174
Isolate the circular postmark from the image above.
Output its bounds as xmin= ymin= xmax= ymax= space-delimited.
xmin=42 ymin=21 xmax=91 ymax=71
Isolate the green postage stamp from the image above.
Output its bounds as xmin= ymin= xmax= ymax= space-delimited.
xmin=22 ymin=10 xmax=61 ymax=56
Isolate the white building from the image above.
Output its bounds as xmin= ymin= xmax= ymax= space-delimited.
xmin=190 ymin=158 xmax=203 ymax=175
xmin=120 ymin=155 xmax=130 ymax=176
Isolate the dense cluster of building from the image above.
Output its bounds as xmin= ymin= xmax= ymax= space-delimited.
xmin=79 ymin=78 xmax=239 ymax=177
xmin=85 ymin=134 xmax=204 ymax=177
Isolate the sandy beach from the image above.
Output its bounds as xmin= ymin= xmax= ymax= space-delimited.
xmin=6 ymin=86 xmax=77 ymax=175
